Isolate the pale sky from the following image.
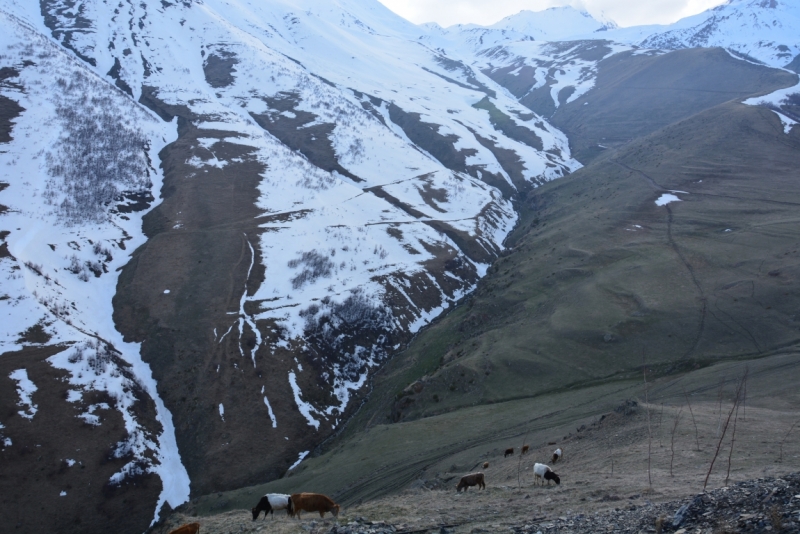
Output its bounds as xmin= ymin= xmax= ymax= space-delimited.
xmin=377 ymin=0 xmax=728 ymax=28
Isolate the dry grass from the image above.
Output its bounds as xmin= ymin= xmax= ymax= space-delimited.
xmin=163 ymin=396 xmax=800 ymax=534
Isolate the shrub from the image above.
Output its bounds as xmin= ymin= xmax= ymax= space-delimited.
xmin=43 ymin=72 xmax=152 ymax=225
xmin=301 ymin=288 xmax=392 ymax=382
xmin=288 ymin=250 xmax=334 ymax=289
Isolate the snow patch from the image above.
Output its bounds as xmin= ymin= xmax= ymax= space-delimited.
xmin=9 ymin=369 xmax=38 ymax=420
xmin=288 ymin=371 xmax=320 ymax=430
xmin=655 ymin=193 xmax=682 ymax=206
xmin=263 ymin=395 xmax=278 ymax=428
xmin=289 ymin=450 xmax=310 ymax=471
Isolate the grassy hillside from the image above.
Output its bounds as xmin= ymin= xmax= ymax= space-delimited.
xmin=547 ymin=47 xmax=797 ymax=163
xmin=336 ymin=99 xmax=800 ymax=430
xmin=181 ymin=50 xmax=800 ymax=518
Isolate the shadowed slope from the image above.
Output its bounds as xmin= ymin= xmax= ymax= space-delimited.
xmin=362 ymin=99 xmax=800 ymax=425
xmin=546 ymin=47 xmax=796 ymax=163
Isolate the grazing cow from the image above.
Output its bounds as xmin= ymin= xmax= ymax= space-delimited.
xmin=521 ymin=445 xmax=530 ymax=455
xmin=552 ymin=447 xmax=563 ymax=464
xmin=533 ymin=463 xmax=560 ymax=486
xmin=290 ymin=493 xmax=340 ymax=519
xmin=456 ymin=472 xmax=486 ymax=492
xmin=504 ymin=447 xmax=514 ymax=457
xmin=483 ymin=462 xmax=489 ymax=469
xmin=252 ymin=493 xmax=292 ymax=520
xmin=168 ymin=523 xmax=200 ymax=534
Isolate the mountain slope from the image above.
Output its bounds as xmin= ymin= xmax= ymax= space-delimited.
xmin=2 ymin=0 xmax=800 ymax=531
xmin=542 ymin=47 xmax=797 ymax=163
xmin=183 ymin=9 xmax=800 ymax=507
xmin=0 ymin=9 xmax=187 ymax=533
xmin=0 ymin=0 xmax=580 ymax=529
xmin=348 ymin=75 xmax=800 ymax=427
xmin=192 ymin=78 xmax=800 ymax=513
xmin=622 ymin=0 xmax=800 ymax=68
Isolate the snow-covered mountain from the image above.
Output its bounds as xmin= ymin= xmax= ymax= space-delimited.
xmin=417 ymin=6 xmax=632 ymax=116
xmin=425 ymin=0 xmax=799 ymax=128
xmin=633 ymin=0 xmax=800 ymax=68
xmin=0 ymin=0 xmax=579 ymax=528
xmin=491 ymin=7 xmax=618 ymax=40
xmin=420 ymin=6 xmax=617 ymax=54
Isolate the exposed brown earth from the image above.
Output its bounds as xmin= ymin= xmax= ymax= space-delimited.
xmin=112 ymin=97 xmax=314 ymax=496
xmin=116 ymin=83 xmax=502 ymax=504
xmin=0 ymin=345 xmax=162 ymax=534
xmin=0 ymin=66 xmax=24 ymax=143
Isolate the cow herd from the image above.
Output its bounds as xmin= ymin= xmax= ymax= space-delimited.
xmin=458 ymin=445 xmax=563 ymax=493
xmin=251 ymin=492 xmax=340 ymax=520
xmin=167 ymin=444 xmax=564 ymax=533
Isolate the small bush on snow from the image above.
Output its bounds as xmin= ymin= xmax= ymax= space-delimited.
xmin=288 ymin=250 xmax=335 ymax=289
xmin=300 ymin=289 xmax=392 ymax=382
xmin=42 ymin=72 xmax=152 ymax=225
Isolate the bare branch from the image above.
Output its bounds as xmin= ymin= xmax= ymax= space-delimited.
xmin=779 ymin=420 xmax=799 ymax=463
xmin=683 ymin=388 xmax=701 ymax=451
xmin=670 ymin=407 xmax=683 ymax=477
xmin=643 ymin=349 xmax=652 ymax=489
xmin=703 ymin=374 xmax=744 ymax=491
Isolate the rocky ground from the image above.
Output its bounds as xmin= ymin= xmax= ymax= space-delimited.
xmin=507 ymin=472 xmax=800 ymax=534
xmin=164 ymin=473 xmax=800 ymax=533
xmin=318 ymin=474 xmax=800 ymax=533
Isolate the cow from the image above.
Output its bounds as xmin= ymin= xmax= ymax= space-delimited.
xmin=533 ymin=463 xmax=560 ymax=486
xmin=168 ymin=523 xmax=200 ymax=534
xmin=289 ymin=493 xmax=340 ymax=519
xmin=456 ymin=472 xmax=486 ymax=492
xmin=251 ymin=493 xmax=292 ymax=520
xmin=504 ymin=447 xmax=514 ymax=457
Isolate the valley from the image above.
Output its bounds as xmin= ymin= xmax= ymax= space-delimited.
xmin=164 ymin=33 xmax=800 ymax=532
xmin=0 ymin=0 xmax=799 ymax=532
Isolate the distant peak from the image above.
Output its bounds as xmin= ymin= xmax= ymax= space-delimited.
xmin=489 ymin=6 xmax=616 ymax=41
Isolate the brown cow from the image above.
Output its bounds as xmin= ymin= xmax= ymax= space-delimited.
xmin=521 ymin=445 xmax=529 ymax=455
xmin=290 ymin=493 xmax=340 ymax=519
xmin=504 ymin=447 xmax=514 ymax=457
xmin=168 ymin=523 xmax=200 ymax=534
xmin=456 ymin=472 xmax=486 ymax=492
xmin=482 ymin=462 xmax=489 ymax=469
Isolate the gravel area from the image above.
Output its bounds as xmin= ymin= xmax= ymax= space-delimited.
xmin=320 ymin=473 xmax=800 ymax=534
